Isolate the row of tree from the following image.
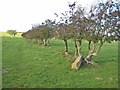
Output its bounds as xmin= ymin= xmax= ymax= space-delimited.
xmin=22 ymin=0 xmax=120 ymax=70
xmin=22 ymin=19 xmax=55 ymax=46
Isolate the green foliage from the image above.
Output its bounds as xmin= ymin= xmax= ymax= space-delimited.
xmin=7 ymin=30 xmax=17 ymax=36
xmin=2 ymin=34 xmax=118 ymax=88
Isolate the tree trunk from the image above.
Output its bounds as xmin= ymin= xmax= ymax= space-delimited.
xmin=13 ymin=34 xmax=15 ymax=37
xmin=84 ymin=40 xmax=103 ymax=65
xmin=71 ymin=39 xmax=83 ymax=70
xmin=64 ymin=39 xmax=68 ymax=55
xmin=78 ymin=39 xmax=82 ymax=56
xmin=84 ymin=42 xmax=96 ymax=64
xmin=74 ymin=39 xmax=82 ymax=56
xmin=75 ymin=39 xmax=82 ymax=56
xmin=43 ymin=39 xmax=47 ymax=46
xmin=74 ymin=39 xmax=78 ymax=56
xmin=41 ymin=38 xmax=44 ymax=44
xmin=71 ymin=55 xmax=84 ymax=70
xmin=88 ymin=41 xmax=91 ymax=55
xmin=47 ymin=38 xmax=50 ymax=46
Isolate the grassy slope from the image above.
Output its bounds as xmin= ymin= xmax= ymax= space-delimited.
xmin=2 ymin=33 xmax=118 ymax=88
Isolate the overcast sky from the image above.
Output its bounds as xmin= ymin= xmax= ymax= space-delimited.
xmin=0 ymin=0 xmax=98 ymax=32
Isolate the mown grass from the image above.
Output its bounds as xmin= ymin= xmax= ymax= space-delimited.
xmin=2 ymin=32 xmax=118 ymax=88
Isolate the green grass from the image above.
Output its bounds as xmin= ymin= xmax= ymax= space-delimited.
xmin=2 ymin=32 xmax=118 ymax=88
xmin=0 ymin=32 xmax=22 ymax=37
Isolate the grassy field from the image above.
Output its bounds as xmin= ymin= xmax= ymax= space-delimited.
xmin=2 ymin=32 xmax=118 ymax=88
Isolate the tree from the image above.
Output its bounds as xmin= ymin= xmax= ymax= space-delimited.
xmin=54 ymin=12 xmax=71 ymax=55
xmin=21 ymin=19 xmax=54 ymax=46
xmin=83 ymin=0 xmax=120 ymax=64
xmin=7 ymin=30 xmax=17 ymax=36
xmin=71 ymin=0 xmax=120 ymax=69
xmin=54 ymin=2 xmax=85 ymax=56
xmin=68 ymin=3 xmax=86 ymax=57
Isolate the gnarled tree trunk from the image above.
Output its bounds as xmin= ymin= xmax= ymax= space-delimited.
xmin=84 ymin=40 xmax=103 ymax=64
xmin=47 ymin=38 xmax=50 ymax=46
xmin=71 ymin=39 xmax=104 ymax=70
xmin=74 ymin=39 xmax=82 ymax=56
xmin=43 ymin=39 xmax=47 ymax=46
xmin=71 ymin=55 xmax=84 ymax=70
xmin=71 ymin=39 xmax=83 ymax=70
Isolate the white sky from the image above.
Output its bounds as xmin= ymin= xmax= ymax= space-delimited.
xmin=0 ymin=0 xmax=98 ymax=32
